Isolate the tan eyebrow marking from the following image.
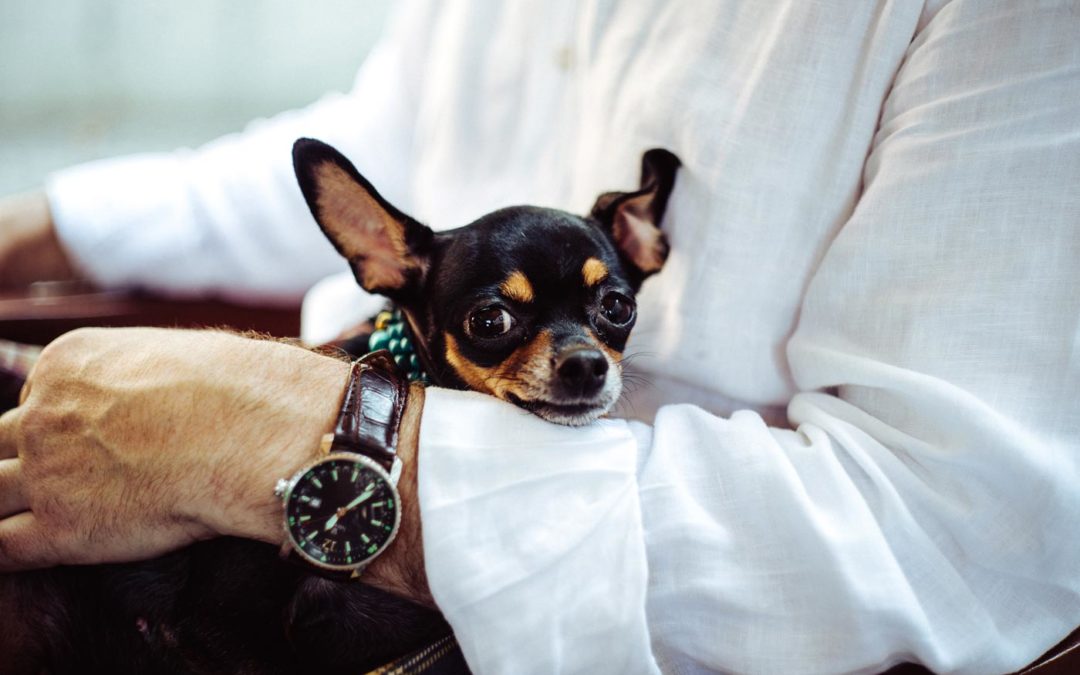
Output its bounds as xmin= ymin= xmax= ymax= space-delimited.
xmin=500 ymin=270 xmax=534 ymax=303
xmin=582 ymin=257 xmax=609 ymax=287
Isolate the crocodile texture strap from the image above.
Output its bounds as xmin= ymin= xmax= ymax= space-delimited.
xmin=330 ymin=350 xmax=409 ymax=471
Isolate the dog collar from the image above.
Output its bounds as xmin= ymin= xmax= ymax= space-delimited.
xmin=366 ymin=308 xmax=430 ymax=384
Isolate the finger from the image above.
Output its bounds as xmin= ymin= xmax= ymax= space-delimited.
xmin=18 ymin=376 xmax=30 ymax=405
xmin=0 ymin=407 xmax=19 ymax=460
xmin=19 ymin=354 xmax=38 ymax=406
xmin=0 ymin=511 xmax=55 ymax=572
xmin=0 ymin=458 xmax=27 ymax=518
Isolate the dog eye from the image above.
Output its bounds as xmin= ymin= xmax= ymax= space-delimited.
xmin=467 ymin=305 xmax=516 ymax=338
xmin=600 ymin=292 xmax=635 ymax=325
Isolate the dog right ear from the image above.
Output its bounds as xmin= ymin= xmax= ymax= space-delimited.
xmin=293 ymin=138 xmax=434 ymax=302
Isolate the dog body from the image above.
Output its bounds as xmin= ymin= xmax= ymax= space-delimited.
xmin=0 ymin=142 xmax=679 ymax=673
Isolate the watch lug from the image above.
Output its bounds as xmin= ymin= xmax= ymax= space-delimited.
xmin=319 ymin=432 xmax=335 ymax=455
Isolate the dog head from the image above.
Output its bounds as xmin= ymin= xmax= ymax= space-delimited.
xmin=293 ymin=139 xmax=679 ymax=425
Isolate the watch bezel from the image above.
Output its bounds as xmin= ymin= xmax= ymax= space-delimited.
xmin=279 ymin=452 xmax=402 ymax=573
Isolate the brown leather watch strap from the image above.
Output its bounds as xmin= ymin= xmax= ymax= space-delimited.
xmin=329 ymin=350 xmax=409 ymax=471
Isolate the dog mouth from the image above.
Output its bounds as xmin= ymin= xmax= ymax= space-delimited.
xmin=507 ymin=393 xmax=614 ymax=426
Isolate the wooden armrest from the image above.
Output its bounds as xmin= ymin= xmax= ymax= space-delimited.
xmin=0 ymin=282 xmax=300 ymax=345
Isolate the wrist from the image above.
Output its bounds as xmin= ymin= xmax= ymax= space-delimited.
xmin=245 ymin=350 xmax=430 ymax=606
xmin=191 ymin=341 xmax=352 ymax=545
xmin=360 ymin=383 xmax=431 ymax=605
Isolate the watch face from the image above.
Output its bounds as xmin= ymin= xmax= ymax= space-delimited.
xmin=283 ymin=454 xmax=401 ymax=570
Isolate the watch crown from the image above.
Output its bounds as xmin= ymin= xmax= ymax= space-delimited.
xmin=274 ymin=478 xmax=289 ymax=500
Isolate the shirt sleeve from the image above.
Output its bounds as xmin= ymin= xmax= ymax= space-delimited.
xmin=45 ymin=1 xmax=435 ymax=302
xmin=419 ymin=389 xmax=660 ymax=675
xmin=420 ymin=303 xmax=1078 ymax=675
xmin=416 ymin=3 xmax=1080 ymax=673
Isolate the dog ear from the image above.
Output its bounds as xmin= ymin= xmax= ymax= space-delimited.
xmin=293 ymin=138 xmax=434 ymax=301
xmin=590 ymin=149 xmax=680 ymax=283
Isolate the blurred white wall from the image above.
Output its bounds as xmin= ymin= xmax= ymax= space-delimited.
xmin=0 ymin=0 xmax=393 ymax=194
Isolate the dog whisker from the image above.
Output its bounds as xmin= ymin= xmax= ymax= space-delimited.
xmin=615 ymin=350 xmax=654 ymax=369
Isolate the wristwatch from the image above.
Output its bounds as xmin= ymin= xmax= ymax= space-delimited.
xmin=274 ymin=350 xmax=409 ymax=580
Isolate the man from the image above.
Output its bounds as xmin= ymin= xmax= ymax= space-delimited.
xmin=1 ymin=1 xmax=1078 ymax=672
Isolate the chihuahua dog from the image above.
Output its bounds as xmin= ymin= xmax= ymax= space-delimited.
xmin=293 ymin=138 xmax=679 ymax=426
xmin=0 ymin=142 xmax=679 ymax=674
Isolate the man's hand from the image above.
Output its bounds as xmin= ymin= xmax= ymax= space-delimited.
xmin=0 ymin=192 xmax=79 ymax=288
xmin=0 ymin=328 xmax=430 ymax=604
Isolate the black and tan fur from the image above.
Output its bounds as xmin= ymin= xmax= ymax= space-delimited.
xmin=295 ymin=138 xmax=680 ymax=425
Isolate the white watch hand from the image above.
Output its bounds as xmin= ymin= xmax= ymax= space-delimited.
xmin=323 ymin=486 xmax=376 ymax=531
xmin=344 ymin=486 xmax=376 ymax=511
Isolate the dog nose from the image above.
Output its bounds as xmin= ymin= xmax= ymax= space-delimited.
xmin=555 ymin=347 xmax=608 ymax=398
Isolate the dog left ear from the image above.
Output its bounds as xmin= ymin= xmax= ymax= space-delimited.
xmin=590 ymin=148 xmax=681 ymax=283
xmin=293 ymin=138 xmax=434 ymax=302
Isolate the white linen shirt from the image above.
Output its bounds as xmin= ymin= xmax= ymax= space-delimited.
xmin=45 ymin=1 xmax=1080 ymax=673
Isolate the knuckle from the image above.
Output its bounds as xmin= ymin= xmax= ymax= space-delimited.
xmin=33 ymin=344 xmax=66 ymax=382
xmin=40 ymin=326 xmax=110 ymax=367
xmin=27 ymin=328 xmax=109 ymax=400
xmin=40 ymin=328 xmax=91 ymax=363
xmin=13 ymin=403 xmax=48 ymax=442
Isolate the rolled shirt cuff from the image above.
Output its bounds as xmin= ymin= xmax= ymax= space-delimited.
xmin=417 ymin=387 xmax=659 ymax=675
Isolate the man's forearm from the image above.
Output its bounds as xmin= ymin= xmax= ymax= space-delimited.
xmin=0 ymin=328 xmax=430 ymax=607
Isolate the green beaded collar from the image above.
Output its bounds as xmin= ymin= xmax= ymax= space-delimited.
xmin=366 ymin=308 xmax=429 ymax=384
